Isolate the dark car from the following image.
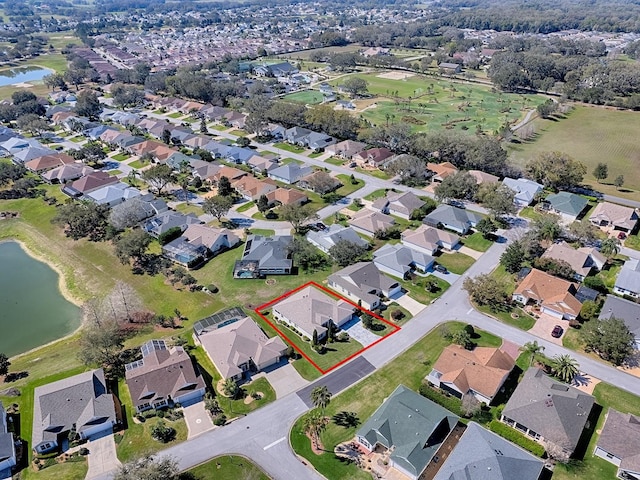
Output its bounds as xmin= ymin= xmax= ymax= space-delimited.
xmin=434 ymin=264 xmax=448 ymax=274
xmin=315 ymin=222 xmax=327 ymax=230
xmin=618 ymin=231 xmax=627 ymax=240
xmin=551 ymin=325 xmax=563 ymax=338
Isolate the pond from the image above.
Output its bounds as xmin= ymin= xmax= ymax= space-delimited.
xmin=0 ymin=241 xmax=81 ymax=357
xmin=0 ymin=66 xmax=52 ymax=87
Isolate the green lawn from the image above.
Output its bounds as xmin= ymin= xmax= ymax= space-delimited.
xmin=248 ymin=228 xmax=276 ymax=236
xmin=283 ymin=90 xmax=325 ymax=104
xmin=187 ymin=455 xmax=270 ymax=480
xmin=228 ymin=377 xmax=276 ymax=415
xmin=400 ymin=274 xmax=450 ymax=304
xmin=236 ymin=201 xmax=255 ymax=212
xmin=335 ymin=174 xmax=365 ymax=196
xmin=108 ymin=170 xmax=122 ymax=176
xmin=279 ymin=157 xmax=303 ymax=165
xmin=129 ymin=159 xmax=150 ymax=169
xmin=23 ymin=459 xmax=88 ymax=480
xmin=230 ymin=129 xmax=248 ymax=137
xmin=325 ymin=157 xmax=345 ymax=166
xmin=625 ymin=233 xmax=640 ymax=251
xmin=363 ymin=188 xmax=388 ymax=201
xmin=519 ymin=206 xmax=544 ymax=222
xmin=508 ymin=105 xmax=640 ymax=199
xmin=435 ymin=252 xmax=475 ymax=274
xmin=111 ymin=152 xmax=130 ymax=161
xmin=476 ymin=304 xmax=536 ymax=330
xmin=355 ymin=166 xmax=390 ymax=180
xmin=308 ymin=151 xmax=323 ymax=158
xmin=462 ymin=232 xmax=493 ymax=252
xmin=273 ymin=142 xmax=305 ymax=154
xmin=210 ymin=124 xmax=228 ymax=131
xmin=174 ymin=203 xmax=203 ymax=216
xmin=167 ymin=111 xmax=183 ymax=119
xmin=290 ymin=322 xmax=502 ymax=480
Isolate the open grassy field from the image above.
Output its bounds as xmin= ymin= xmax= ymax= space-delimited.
xmin=330 ymin=72 xmax=545 ymax=134
xmin=283 ymin=90 xmax=325 ymax=105
xmin=188 ymin=455 xmax=270 ymax=480
xmin=508 ymin=105 xmax=640 ymax=198
xmin=278 ymin=44 xmax=363 ymax=61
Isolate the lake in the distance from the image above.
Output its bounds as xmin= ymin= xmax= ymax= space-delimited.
xmin=0 ymin=241 xmax=81 ymax=357
xmin=0 ymin=66 xmax=52 ymax=87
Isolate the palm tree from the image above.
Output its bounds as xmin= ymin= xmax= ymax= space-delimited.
xmin=310 ymin=386 xmax=332 ymax=412
xmin=600 ymin=238 xmax=620 ymax=261
xmin=522 ymin=340 xmax=545 ymax=366
xmin=223 ymin=378 xmax=239 ymax=399
xmin=303 ymin=410 xmax=328 ymax=449
xmin=553 ymin=354 xmax=579 ymax=383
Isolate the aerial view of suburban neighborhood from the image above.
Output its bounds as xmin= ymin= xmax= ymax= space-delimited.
xmin=2 ymin=0 xmax=640 ymax=479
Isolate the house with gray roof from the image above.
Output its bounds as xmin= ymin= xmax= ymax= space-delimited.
xmin=599 ymin=294 xmax=640 ymax=349
xmin=233 ymin=235 xmax=293 ymax=278
xmin=85 ymin=182 xmax=141 ymax=207
xmin=502 ymin=177 xmax=543 ymax=207
xmin=142 ymin=211 xmax=202 ymax=238
xmin=125 ymin=340 xmax=206 ymax=413
xmin=373 ymin=243 xmax=434 ymax=279
xmin=356 ymin=385 xmax=460 ymax=480
xmin=594 ymin=408 xmax=640 ymax=479
xmin=501 ymin=367 xmax=594 ymax=456
xmin=0 ymin=402 xmax=16 ymax=477
xmin=305 ymin=131 xmax=335 ymax=151
xmin=13 ymin=146 xmax=55 ymax=165
xmin=545 ymin=191 xmax=589 ymax=223
xmin=328 ymin=261 xmax=401 ymax=310
xmin=268 ymin=163 xmax=313 ymax=185
xmin=402 ymin=225 xmax=460 ymax=255
xmin=306 ymin=224 xmax=368 ymax=254
xmin=32 ymin=369 xmax=117 ymax=454
xmin=433 ymin=422 xmax=544 ymax=480
xmin=614 ymin=258 xmax=640 ymax=299
xmin=284 ymin=126 xmax=312 ymax=145
xmin=541 ymin=241 xmax=605 ymax=281
xmin=423 ymin=204 xmax=483 ymax=235
xmin=372 ymin=191 xmax=426 ymax=220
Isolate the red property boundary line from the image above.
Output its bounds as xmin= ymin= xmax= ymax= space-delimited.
xmin=254 ymin=281 xmax=401 ymax=375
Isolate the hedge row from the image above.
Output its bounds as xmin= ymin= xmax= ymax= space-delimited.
xmin=488 ymin=420 xmax=546 ymax=457
xmin=419 ymin=384 xmax=464 ymax=417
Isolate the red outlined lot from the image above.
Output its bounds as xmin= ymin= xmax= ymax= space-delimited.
xmin=254 ymin=281 xmax=401 ymax=375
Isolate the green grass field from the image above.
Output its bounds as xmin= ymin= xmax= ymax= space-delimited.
xmin=188 ymin=455 xmax=270 ymax=480
xmin=278 ymin=44 xmax=363 ymax=61
xmin=508 ymin=105 xmax=640 ymax=197
xmin=330 ymin=72 xmax=545 ymax=134
xmin=435 ymin=251 xmax=475 ymax=274
xmin=283 ymin=90 xmax=325 ymax=105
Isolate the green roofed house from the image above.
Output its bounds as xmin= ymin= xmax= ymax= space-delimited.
xmin=355 ymin=385 xmax=462 ymax=480
xmin=544 ymin=192 xmax=588 ymax=224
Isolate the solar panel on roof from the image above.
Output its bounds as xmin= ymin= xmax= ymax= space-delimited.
xmin=193 ymin=307 xmax=247 ymax=336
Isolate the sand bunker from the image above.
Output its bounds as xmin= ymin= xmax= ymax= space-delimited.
xmin=376 ymin=71 xmax=415 ymax=80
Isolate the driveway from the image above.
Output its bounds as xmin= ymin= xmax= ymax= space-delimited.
xmin=183 ymin=401 xmax=215 ymax=439
xmin=429 ymin=269 xmax=460 ymax=284
xmin=85 ymin=432 xmax=121 ymax=480
xmin=388 ymin=291 xmax=427 ymax=316
xmin=261 ymin=362 xmax=308 ymax=398
xmin=341 ymin=317 xmax=380 ymax=347
xmin=527 ymin=312 xmax=566 ymax=345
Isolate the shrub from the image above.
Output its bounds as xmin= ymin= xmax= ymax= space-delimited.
xmin=158 ymin=226 xmax=183 ymax=245
xmin=213 ymin=414 xmax=227 ymax=426
xmin=464 ymin=324 xmax=475 ymax=336
xmin=419 ymin=383 xmax=464 ymax=416
xmin=488 ymin=420 xmax=546 ymax=457
xmin=150 ymin=420 xmax=176 ymax=443
xmin=156 ymin=410 xmax=165 ymax=418
xmin=142 ymin=410 xmax=157 ymax=419
xmin=207 ymin=284 xmax=219 ymax=293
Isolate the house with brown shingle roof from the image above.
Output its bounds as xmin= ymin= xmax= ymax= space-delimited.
xmin=353 ymin=147 xmax=394 ymax=168
xmin=232 ymin=176 xmax=278 ymax=201
xmin=266 ymin=188 xmax=308 ymax=207
xmin=427 ymin=345 xmax=515 ymax=405
xmin=62 ymin=171 xmax=119 ymax=197
xmin=427 ymin=162 xmax=458 ymax=183
xmin=25 ymin=153 xmax=75 ymax=173
xmin=468 ymin=169 xmax=499 ymax=185
xmin=541 ymin=241 xmax=605 ymax=281
xmin=125 ymin=339 xmax=206 ymax=413
xmin=512 ymin=268 xmax=582 ymax=320
xmin=401 ymin=225 xmax=460 ymax=255
xmin=372 ymin=191 xmax=426 ymax=220
xmin=589 ymin=202 xmax=639 ymax=233
xmin=209 ymin=165 xmax=247 ymax=184
xmin=348 ymin=208 xmax=395 ymax=237
xmin=594 ymin=408 xmax=640 ymax=479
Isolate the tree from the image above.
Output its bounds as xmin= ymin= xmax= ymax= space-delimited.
xmin=78 ymin=320 xmax=125 ymax=379
xmin=111 ymin=84 xmax=145 ymax=110
xmin=434 ymin=171 xmax=478 ymax=201
xmin=461 ymin=393 xmax=481 ymax=417
xmin=43 ymin=72 xmax=66 ymax=91
xmin=74 ymin=90 xmax=102 ymax=120
xmin=0 ymin=353 xmax=10 ymax=376
xmin=614 ymin=175 xmax=625 ymax=190
xmin=114 ymin=230 xmax=151 ymax=266
xmin=109 ymin=198 xmax=151 ymax=230
xmin=452 ymin=330 xmax=473 ymax=349
xmin=600 ymin=238 xmax=620 ymax=260
xmin=312 ymin=329 xmax=318 ymax=346
xmin=236 ymin=136 xmax=251 ymax=148
xmin=525 ymin=152 xmax=586 ymax=190
xmin=304 ymin=171 xmax=339 ymax=195
xmin=142 ymin=164 xmax=174 ymax=196
xmin=341 ymin=77 xmax=368 ymax=98
xmin=303 ymin=410 xmax=328 ymax=449
xmin=384 ymin=154 xmax=426 ymax=185
xmin=475 ymin=217 xmax=496 ymax=239
xmin=311 ymin=386 xmax=332 ymax=412
xmin=280 ymin=203 xmax=319 ymax=234
xmin=72 ymin=141 xmax=107 ymax=166
xmin=52 ymin=201 xmax=110 ymax=241
xmin=223 ymin=378 xmax=239 ymax=398
xmin=16 ymin=113 xmax=50 ymax=135
xmin=203 ymin=195 xmax=233 ymax=221
xmin=533 ymin=257 xmax=576 ymax=280
xmin=150 ymin=420 xmax=176 ymax=443
xmin=568 ymin=221 xmax=599 ymax=246
xmin=552 ymin=354 xmax=579 ymax=383
xmin=328 ymin=240 xmax=368 ymax=267
xmin=287 ymin=237 xmax=330 ymax=272
xmin=531 ymin=213 xmax=562 ymax=243
xmin=114 ymin=455 xmax=180 ymax=480
xmin=500 ymin=240 xmax=526 ymax=273
xmin=580 ymin=300 xmax=600 ymax=321
xmin=593 ymin=162 xmax=608 ymax=183
xmin=161 ymin=128 xmax=171 ymax=145
xmin=217 ymin=176 xmax=233 ymax=197
xmin=583 ymin=317 xmax=635 ymax=366
xmin=257 ymin=194 xmax=270 ymax=214
xmin=463 ymin=274 xmax=509 ymax=311
xmin=522 ymin=340 xmax=545 ymax=366
xmin=475 ymin=183 xmax=516 ymax=218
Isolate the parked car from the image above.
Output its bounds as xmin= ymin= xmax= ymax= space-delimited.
xmin=551 ymin=325 xmax=563 ymax=338
xmin=617 ymin=231 xmax=627 ymax=240
xmin=434 ymin=264 xmax=448 ymax=274
xmin=315 ymin=222 xmax=327 ymax=230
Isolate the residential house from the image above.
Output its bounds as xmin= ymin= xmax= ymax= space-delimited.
xmin=355 ymin=385 xmax=460 ymax=480
xmin=195 ymin=315 xmax=288 ymax=381
xmin=348 ymin=208 xmax=395 ymax=238
xmin=590 ymin=202 xmax=639 ymax=233
xmin=427 ymin=345 xmax=515 ymax=404
xmin=284 ymin=126 xmax=312 ymax=145
xmin=501 ymin=367 xmax=595 ymax=456
xmin=502 ymin=177 xmax=544 ymax=207
xmin=32 ymin=369 xmax=117 ymax=454
xmin=233 ymin=235 xmax=293 ymax=278
xmin=268 ymin=163 xmax=313 ymax=185
xmin=201 ymin=105 xmax=230 ymax=122
xmin=125 ymin=339 xmax=206 ymax=413
xmin=207 ymin=165 xmax=247 ymax=185
xmin=545 ymin=192 xmax=589 ymax=223
xmin=166 ymin=152 xmax=193 ymax=171
xmin=142 ymin=211 xmax=202 ymax=238
xmin=86 ymin=182 xmax=141 ymax=207
xmin=353 ymin=147 xmax=394 ymax=169
xmin=614 ymin=258 xmax=640 ymax=298
xmin=62 ymin=171 xmax=119 ymax=198
xmin=254 ymin=62 xmax=298 ymax=77
xmin=222 ymin=111 xmax=247 ymax=129
xmin=426 ymin=162 xmax=458 ymax=183
xmin=328 ymin=262 xmax=401 ymax=310
xmin=112 ymin=194 xmax=168 ymax=225
xmin=512 ymin=268 xmax=582 ymax=320
xmin=224 ymin=146 xmax=254 ymax=164
xmin=362 ymin=47 xmax=390 ymax=57
xmin=306 ymin=224 xmax=368 ymax=254
xmin=372 ymin=191 xmax=425 ymax=220
xmin=298 ymin=170 xmax=341 ymax=195
xmin=115 ymin=135 xmax=145 ymax=150
xmin=0 ymin=137 xmax=42 ymax=156
xmin=594 ymin=409 xmax=640 ymax=479
xmin=541 ymin=241 xmax=605 ymax=281
xmin=401 ymin=225 xmax=460 ymax=255
xmin=183 ymin=135 xmax=211 ymax=149
xmin=599 ymin=294 xmax=640 ymax=349
xmin=265 ymin=123 xmax=286 ymax=140
xmin=373 ymin=243 xmax=434 ymax=279
xmin=42 ymin=164 xmax=94 ymax=184
xmin=336 ymin=100 xmax=356 ymax=110
xmin=85 ymin=125 xmax=114 ymax=141
xmin=305 ymin=131 xmax=335 ymax=151
xmin=232 ymin=176 xmax=278 ymax=201
xmin=438 ymin=62 xmax=462 ymax=74
xmin=265 ymin=188 xmax=308 ymax=207
xmin=423 ymin=204 xmax=482 ymax=235
xmin=163 ymin=225 xmax=239 ymax=266
xmin=0 ymin=402 xmax=16 ymax=477
xmin=433 ymin=422 xmax=544 ymax=480
xmin=468 ymin=169 xmax=499 ymax=185
xmin=24 ymin=153 xmax=75 ymax=173
xmin=325 ymin=140 xmax=367 ymax=159
xmin=272 ymin=285 xmax=354 ymax=340
xmin=13 ymin=146 xmax=55 ymax=165
xmin=247 ymin=155 xmax=277 ymax=174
